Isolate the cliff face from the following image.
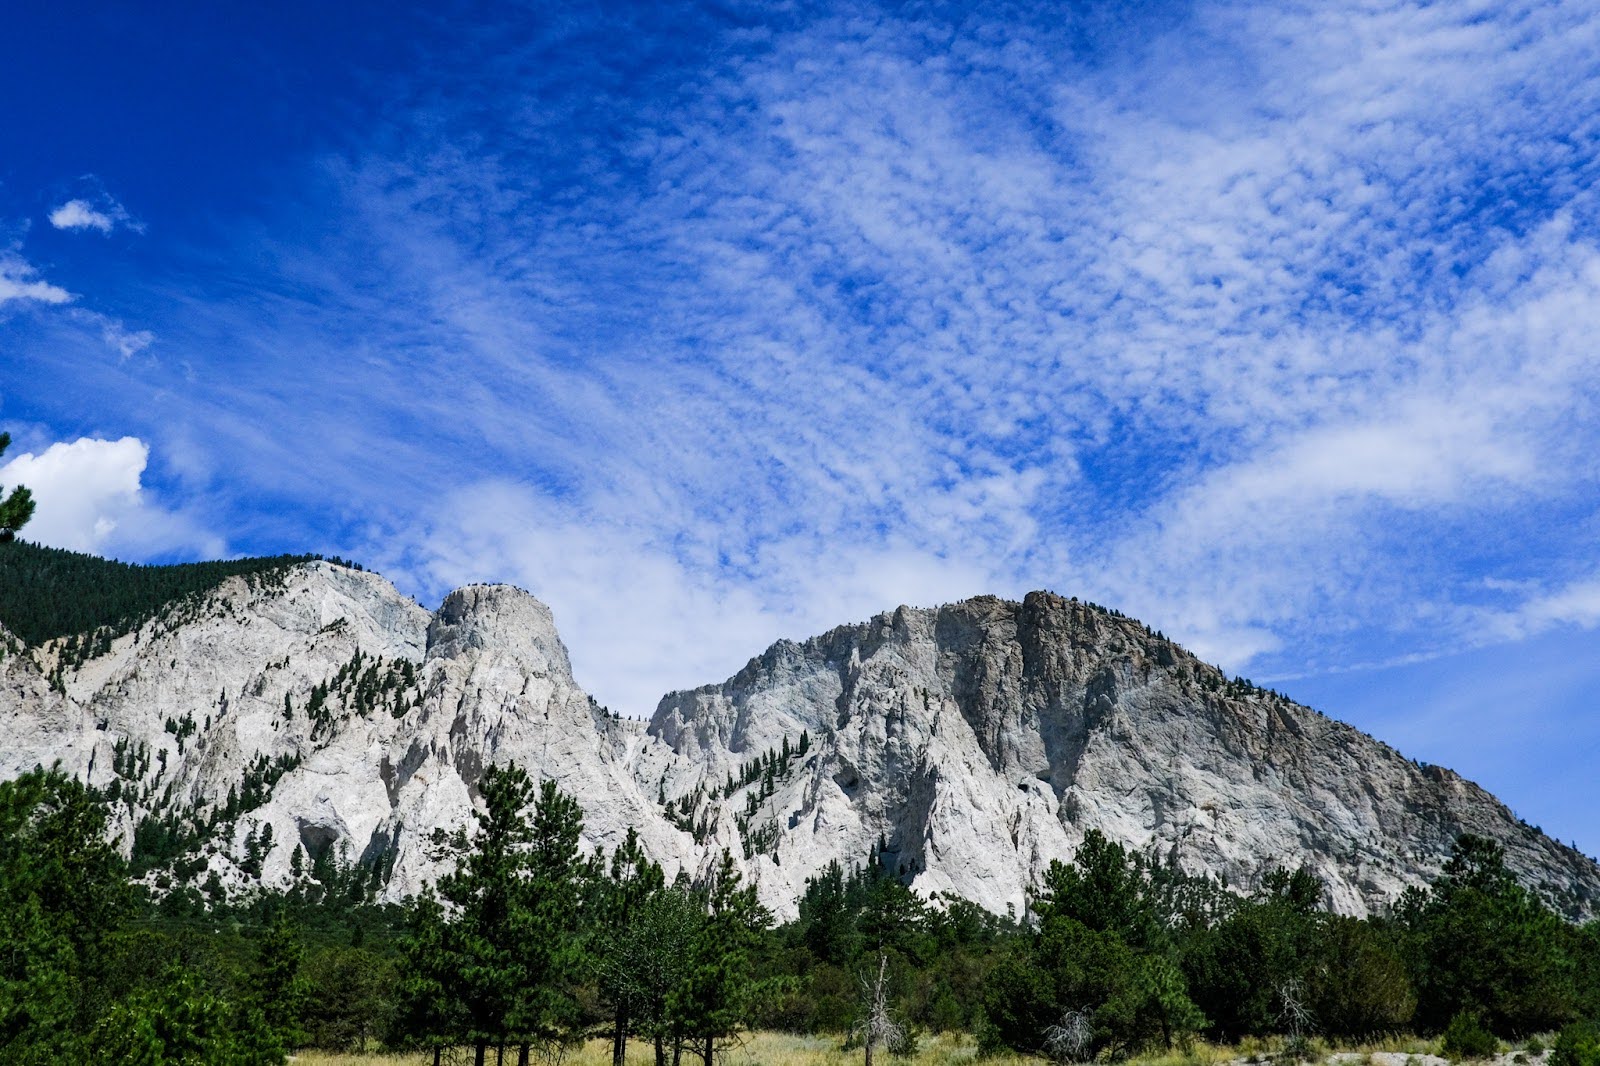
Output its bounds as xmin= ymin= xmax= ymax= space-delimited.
xmin=2 ymin=563 xmax=1594 ymax=920
xmin=648 ymin=592 xmax=1597 ymax=918
xmin=0 ymin=564 xmax=689 ymax=901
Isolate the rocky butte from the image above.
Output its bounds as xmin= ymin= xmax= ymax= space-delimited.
xmin=3 ymin=559 xmax=1596 ymax=921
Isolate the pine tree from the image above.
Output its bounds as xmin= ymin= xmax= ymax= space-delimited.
xmin=438 ymin=763 xmax=537 ymax=1066
xmin=395 ymin=889 xmax=460 ymax=1066
xmin=1401 ymin=834 xmax=1575 ymax=1035
xmin=0 ymin=433 xmax=34 ymax=543
xmin=670 ymin=850 xmax=772 ymax=1066
xmin=506 ymin=777 xmax=588 ymax=1065
xmin=597 ymin=828 xmax=668 ymax=1066
xmin=249 ymin=916 xmax=310 ymax=1049
xmin=402 ymin=765 xmax=591 ymax=1066
xmin=92 ymin=967 xmax=283 ymax=1065
xmin=0 ymin=768 xmax=131 ymax=1062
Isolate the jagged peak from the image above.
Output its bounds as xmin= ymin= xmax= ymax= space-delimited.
xmin=426 ymin=583 xmax=574 ymax=680
xmin=6 ymin=547 xmax=1599 ymax=922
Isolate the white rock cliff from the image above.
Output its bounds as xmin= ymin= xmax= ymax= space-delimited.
xmin=2 ymin=562 xmax=1594 ymax=921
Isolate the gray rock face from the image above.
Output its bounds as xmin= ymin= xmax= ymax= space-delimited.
xmin=649 ymin=592 xmax=1600 ymax=919
xmin=2 ymin=565 xmax=1595 ymax=921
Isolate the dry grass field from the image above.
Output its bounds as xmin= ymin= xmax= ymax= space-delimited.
xmin=291 ymin=1032 xmax=1025 ymax=1066
xmin=289 ymin=1029 xmax=1552 ymax=1066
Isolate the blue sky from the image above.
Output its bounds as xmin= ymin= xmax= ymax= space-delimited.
xmin=4 ymin=1 xmax=1599 ymax=854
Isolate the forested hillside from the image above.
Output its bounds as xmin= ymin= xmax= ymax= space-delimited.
xmin=6 ymin=764 xmax=1600 ymax=1065
xmin=0 ymin=539 xmax=356 ymax=646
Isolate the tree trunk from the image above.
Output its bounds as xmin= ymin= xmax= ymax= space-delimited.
xmin=434 ymin=1048 xmax=442 ymax=1066
xmin=475 ymin=1043 xmax=487 ymax=1066
xmin=613 ymin=1007 xmax=629 ymax=1066
xmin=497 ymin=1043 xmax=505 ymax=1066
xmin=704 ymin=1034 xmax=714 ymax=1066
xmin=672 ymin=1033 xmax=683 ymax=1066
xmin=520 ymin=1043 xmax=532 ymax=1066
xmin=865 ymin=1036 xmax=874 ymax=1066
xmin=655 ymin=1030 xmax=666 ymax=1066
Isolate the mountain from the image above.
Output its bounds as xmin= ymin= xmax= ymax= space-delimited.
xmin=2 ymin=556 xmax=1595 ymax=920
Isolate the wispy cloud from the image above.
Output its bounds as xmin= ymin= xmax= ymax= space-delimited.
xmin=297 ymin=0 xmax=1600 ymax=700
xmin=10 ymin=0 xmax=1600 ymax=722
xmin=0 ymin=251 xmax=71 ymax=306
xmin=396 ymin=479 xmax=1008 ymax=715
xmin=69 ymin=309 xmax=155 ymax=358
xmin=47 ymin=190 xmax=140 ymax=235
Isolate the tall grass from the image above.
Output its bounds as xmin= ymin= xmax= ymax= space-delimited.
xmin=288 ymin=1030 xmax=1551 ymax=1066
xmin=291 ymin=1032 xmax=1023 ymax=1066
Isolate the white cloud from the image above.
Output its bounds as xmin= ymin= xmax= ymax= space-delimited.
xmin=0 ymin=252 xmax=71 ymax=306
xmin=49 ymin=200 xmax=116 ymax=234
xmin=99 ymin=320 xmax=155 ymax=358
xmin=0 ymin=437 xmax=222 ymax=558
xmin=243 ymin=0 xmax=1591 ymax=708
xmin=68 ymin=309 xmax=155 ymax=358
xmin=1477 ymin=576 xmax=1600 ymax=644
xmin=26 ymin=0 xmax=1600 ymax=718
xmin=392 ymin=479 xmax=1007 ymax=715
xmin=47 ymin=195 xmax=138 ymax=235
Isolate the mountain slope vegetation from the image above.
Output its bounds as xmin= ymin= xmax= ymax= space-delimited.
xmin=0 ymin=539 xmax=357 ymax=647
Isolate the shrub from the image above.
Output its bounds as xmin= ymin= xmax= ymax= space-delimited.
xmin=1551 ymin=1021 xmax=1600 ymax=1066
xmin=1442 ymin=1011 xmax=1500 ymax=1062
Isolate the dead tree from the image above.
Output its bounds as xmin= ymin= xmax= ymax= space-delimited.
xmin=1276 ymin=978 xmax=1315 ymax=1061
xmin=852 ymin=953 xmax=906 ymax=1066
xmin=1043 ymin=1008 xmax=1094 ymax=1064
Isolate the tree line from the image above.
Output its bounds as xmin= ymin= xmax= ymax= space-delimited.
xmin=0 ymin=537 xmax=365 ymax=651
xmin=7 ymin=762 xmax=1600 ymax=1065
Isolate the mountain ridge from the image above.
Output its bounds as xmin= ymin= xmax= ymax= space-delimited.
xmin=1 ymin=556 xmax=1594 ymax=921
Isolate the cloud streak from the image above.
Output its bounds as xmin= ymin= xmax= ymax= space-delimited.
xmin=9 ymin=0 xmax=1600 ymax=726
xmin=0 ymin=251 xmax=71 ymax=306
xmin=300 ymin=0 xmax=1600 ymax=700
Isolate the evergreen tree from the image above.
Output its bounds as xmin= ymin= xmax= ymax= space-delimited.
xmin=0 ymin=539 xmax=323 ymax=647
xmin=796 ymin=860 xmax=860 ymax=965
xmin=984 ymin=831 xmax=1206 ymax=1056
xmin=671 ymin=850 xmax=773 ymax=1066
xmin=1400 ymin=834 xmax=1575 ymax=1035
xmin=91 ymin=967 xmax=283 ymax=1066
xmin=1305 ymin=915 xmax=1415 ymax=1038
xmin=437 ymin=763 xmax=538 ymax=1066
xmin=0 ymin=433 xmax=33 ymax=543
xmin=398 ymin=764 xmax=590 ymax=1066
xmin=249 ymin=917 xmax=310 ymax=1050
xmin=0 ymin=768 xmax=131 ymax=1062
xmin=857 ymin=863 xmax=928 ymax=961
xmin=596 ymin=828 xmax=668 ymax=1066
xmin=302 ymin=944 xmax=394 ymax=1052
xmin=1035 ymin=830 xmax=1159 ymax=950
xmin=1180 ymin=867 xmax=1325 ymax=1039
xmin=507 ymin=777 xmax=588 ymax=1065
xmin=394 ymin=889 xmax=461 ymax=1066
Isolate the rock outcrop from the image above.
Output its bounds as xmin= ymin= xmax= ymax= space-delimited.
xmin=2 ymin=562 xmax=1595 ymax=921
xmin=648 ymin=592 xmax=1598 ymax=918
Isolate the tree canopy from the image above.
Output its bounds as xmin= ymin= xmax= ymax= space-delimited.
xmin=0 ymin=433 xmax=33 ymax=544
xmin=6 ymin=763 xmax=1600 ymax=1062
xmin=0 ymin=538 xmax=338 ymax=647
